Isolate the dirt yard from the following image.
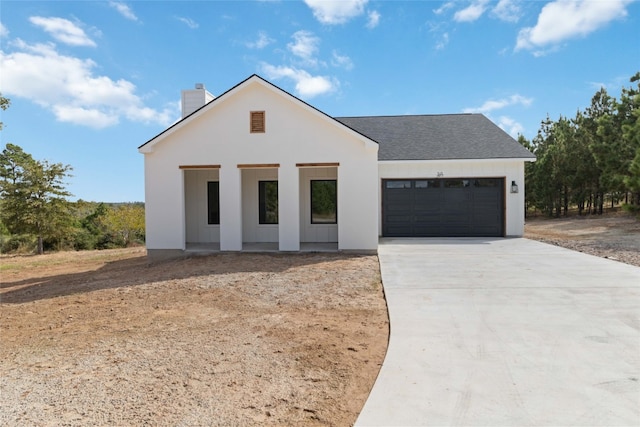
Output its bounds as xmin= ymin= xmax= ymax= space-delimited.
xmin=0 ymin=249 xmax=388 ymax=426
xmin=525 ymin=211 xmax=640 ymax=267
xmin=2 ymin=214 xmax=637 ymax=426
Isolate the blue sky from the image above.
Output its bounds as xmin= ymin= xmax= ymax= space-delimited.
xmin=1 ymin=0 xmax=638 ymax=202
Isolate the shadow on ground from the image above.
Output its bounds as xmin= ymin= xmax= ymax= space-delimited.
xmin=1 ymin=252 xmax=369 ymax=304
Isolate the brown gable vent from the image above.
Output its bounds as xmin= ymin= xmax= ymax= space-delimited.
xmin=250 ymin=111 xmax=265 ymax=133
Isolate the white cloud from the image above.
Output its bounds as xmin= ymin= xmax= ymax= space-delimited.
xmin=589 ymin=81 xmax=607 ymax=91
xmin=331 ymin=50 xmax=353 ymax=70
xmin=109 ymin=1 xmax=139 ymax=22
xmin=433 ymin=2 xmax=455 ymax=15
xmin=0 ymin=23 xmax=8 ymax=38
xmin=587 ymin=75 xmax=628 ymax=92
xmin=454 ymin=0 xmax=490 ymax=23
xmin=0 ymin=39 xmax=174 ymax=129
xmin=304 ymin=0 xmax=368 ymax=25
xmin=53 ymin=105 xmax=118 ymax=128
xmin=516 ymin=0 xmax=632 ymax=51
xmin=29 ymin=16 xmax=96 ymax=47
xmin=444 ymin=0 xmax=519 ymax=23
xmin=463 ymin=94 xmax=532 ymax=114
xmin=260 ymin=63 xmax=336 ymax=98
xmin=246 ymin=31 xmax=274 ymax=49
xmin=367 ymin=10 xmax=381 ymax=29
xmin=427 ymin=21 xmax=450 ymax=51
xmin=435 ymin=32 xmax=450 ymax=50
xmin=496 ymin=116 xmax=525 ymax=137
xmin=288 ymin=30 xmax=320 ymax=62
xmin=176 ymin=17 xmax=199 ymax=29
xmin=492 ymin=0 xmax=522 ymax=23
xmin=531 ymin=46 xmax=560 ymax=57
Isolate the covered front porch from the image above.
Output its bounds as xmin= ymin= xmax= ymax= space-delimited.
xmin=182 ymin=163 xmax=339 ymax=251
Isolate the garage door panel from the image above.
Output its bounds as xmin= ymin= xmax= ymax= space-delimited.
xmin=473 ymin=205 xmax=501 ymax=215
xmin=385 ymin=206 xmax=412 ymax=215
xmin=386 ymin=214 xmax=413 ymax=222
xmin=470 ymin=227 xmax=502 ymax=237
xmin=385 ymin=226 xmax=416 ymax=237
xmin=383 ymin=178 xmax=504 ymax=237
xmin=414 ymin=211 xmax=441 ymax=221
xmin=442 ymin=218 xmax=471 ymax=231
xmin=385 ymin=194 xmax=413 ymax=205
xmin=414 ymin=195 xmax=441 ymax=205
xmin=414 ymin=206 xmax=441 ymax=216
xmin=443 ymin=192 xmax=471 ymax=210
xmin=413 ymin=226 xmax=444 ymax=236
xmin=474 ymin=193 xmax=500 ymax=206
xmin=447 ymin=228 xmax=471 ymax=237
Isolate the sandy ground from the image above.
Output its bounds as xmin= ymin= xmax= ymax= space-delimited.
xmin=0 ymin=250 xmax=388 ymax=426
xmin=525 ymin=212 xmax=640 ymax=267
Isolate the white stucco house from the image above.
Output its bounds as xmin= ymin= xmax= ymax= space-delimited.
xmin=139 ymin=74 xmax=535 ymax=260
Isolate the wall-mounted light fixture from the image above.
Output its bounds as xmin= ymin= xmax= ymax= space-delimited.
xmin=510 ymin=180 xmax=519 ymax=193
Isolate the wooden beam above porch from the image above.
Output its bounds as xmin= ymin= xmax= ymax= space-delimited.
xmin=179 ymin=165 xmax=221 ymax=169
xmin=296 ymin=162 xmax=340 ymax=167
xmin=237 ymin=163 xmax=280 ymax=168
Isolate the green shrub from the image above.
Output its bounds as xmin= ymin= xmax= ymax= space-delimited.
xmin=0 ymin=234 xmax=37 ymax=254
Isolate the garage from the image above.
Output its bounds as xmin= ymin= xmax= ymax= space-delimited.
xmin=382 ymin=178 xmax=504 ymax=237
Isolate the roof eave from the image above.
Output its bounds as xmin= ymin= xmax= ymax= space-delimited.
xmin=379 ymin=156 xmax=536 ymax=163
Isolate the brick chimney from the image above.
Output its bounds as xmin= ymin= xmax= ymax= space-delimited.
xmin=181 ymin=83 xmax=215 ymax=119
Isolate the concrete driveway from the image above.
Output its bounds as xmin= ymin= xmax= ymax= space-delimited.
xmin=356 ymin=238 xmax=640 ymax=427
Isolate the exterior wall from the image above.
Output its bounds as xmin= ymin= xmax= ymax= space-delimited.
xmin=143 ymin=156 xmax=185 ymax=250
xmin=339 ymin=158 xmax=380 ymax=250
xmin=378 ymin=159 xmax=527 ymax=237
xmin=184 ymin=169 xmax=220 ymax=243
xmin=299 ymin=167 xmax=338 ymax=243
xmin=142 ymin=79 xmax=379 ymax=252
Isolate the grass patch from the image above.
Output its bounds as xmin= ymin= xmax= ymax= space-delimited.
xmin=0 ymin=247 xmax=145 ymax=276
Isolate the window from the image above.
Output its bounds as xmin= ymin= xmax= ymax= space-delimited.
xmin=415 ymin=180 xmax=439 ymax=189
xmin=474 ymin=178 xmax=499 ymax=187
xmin=444 ymin=179 xmax=470 ymax=188
xmin=259 ymin=181 xmax=278 ymax=224
xmin=207 ymin=181 xmax=220 ymax=224
xmin=250 ymin=111 xmax=265 ymax=133
xmin=311 ymin=180 xmax=337 ymax=224
xmin=385 ymin=180 xmax=411 ymax=189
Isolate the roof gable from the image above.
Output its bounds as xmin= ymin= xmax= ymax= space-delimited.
xmin=139 ymin=74 xmax=377 ymax=153
xmin=336 ymin=114 xmax=536 ymax=161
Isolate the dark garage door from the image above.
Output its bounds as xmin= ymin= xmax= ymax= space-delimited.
xmin=382 ymin=178 xmax=504 ymax=237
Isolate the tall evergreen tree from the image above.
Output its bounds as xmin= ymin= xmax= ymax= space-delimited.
xmin=584 ymin=87 xmax=617 ymax=213
xmin=0 ymin=144 xmax=73 ymax=254
xmin=0 ymin=144 xmax=36 ymax=234
xmin=617 ymin=72 xmax=640 ymax=205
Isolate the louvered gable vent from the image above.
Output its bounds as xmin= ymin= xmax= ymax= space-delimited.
xmin=250 ymin=111 xmax=265 ymax=133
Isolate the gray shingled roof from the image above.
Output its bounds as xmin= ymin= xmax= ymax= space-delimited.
xmin=335 ymin=114 xmax=535 ymax=161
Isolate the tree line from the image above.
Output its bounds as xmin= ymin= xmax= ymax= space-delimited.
xmin=0 ymin=93 xmax=145 ymax=254
xmin=0 ymin=144 xmax=145 ymax=254
xmin=519 ymin=72 xmax=640 ymax=217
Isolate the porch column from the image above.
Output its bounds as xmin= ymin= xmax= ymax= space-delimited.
xmin=278 ymin=163 xmax=300 ymax=251
xmin=219 ymin=165 xmax=242 ymax=251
